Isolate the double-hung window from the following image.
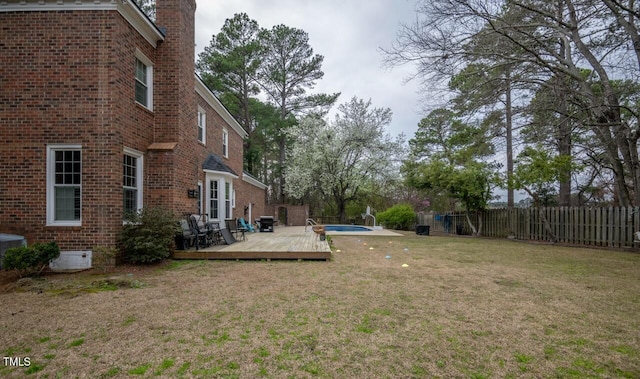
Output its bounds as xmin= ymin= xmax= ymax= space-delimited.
xmin=134 ymin=50 xmax=153 ymax=110
xmin=47 ymin=145 xmax=82 ymax=225
xmin=197 ymin=107 xmax=206 ymax=144
xmin=225 ymin=182 xmax=231 ymax=219
xmin=222 ymin=129 xmax=229 ymax=158
xmin=210 ymin=180 xmax=219 ymax=220
xmin=123 ymin=148 xmax=144 ymax=217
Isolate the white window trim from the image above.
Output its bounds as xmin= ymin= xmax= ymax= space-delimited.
xmin=206 ymin=174 xmax=234 ymax=222
xmin=46 ymin=144 xmax=82 ymax=226
xmin=222 ymin=129 xmax=229 ymax=158
xmin=197 ymin=106 xmax=206 ymax=144
xmin=124 ymin=147 xmax=144 ymax=217
xmin=209 ymin=178 xmax=220 ymax=221
xmin=197 ymin=181 xmax=203 ymax=214
xmin=224 ymin=181 xmax=232 ymax=219
xmin=135 ymin=49 xmax=153 ymax=111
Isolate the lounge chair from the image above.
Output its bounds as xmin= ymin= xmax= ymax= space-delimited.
xmin=238 ymin=217 xmax=255 ymax=232
xmin=219 ymin=228 xmax=237 ymax=245
xmin=226 ymin=218 xmax=246 ymax=241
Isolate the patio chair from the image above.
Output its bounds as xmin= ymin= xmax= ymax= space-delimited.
xmin=238 ymin=217 xmax=255 ymax=232
xmin=207 ymin=221 xmax=223 ymax=245
xmin=226 ymin=218 xmax=246 ymax=241
xmin=189 ymin=214 xmax=212 ymax=249
xmin=176 ymin=219 xmax=196 ymax=250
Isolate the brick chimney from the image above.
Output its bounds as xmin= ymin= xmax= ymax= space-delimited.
xmin=153 ymin=0 xmax=196 ymax=143
xmin=147 ymin=0 xmax=198 ymax=210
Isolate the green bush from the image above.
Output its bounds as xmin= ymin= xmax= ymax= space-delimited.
xmin=92 ymin=246 xmax=118 ymax=270
xmin=2 ymin=241 xmax=60 ymax=277
xmin=119 ymin=207 xmax=180 ymax=264
xmin=377 ymin=204 xmax=416 ymax=231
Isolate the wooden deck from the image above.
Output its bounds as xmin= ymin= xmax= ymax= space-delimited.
xmin=171 ymin=226 xmax=331 ymax=261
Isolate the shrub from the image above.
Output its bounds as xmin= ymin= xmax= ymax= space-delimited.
xmin=92 ymin=246 xmax=118 ymax=271
xmin=2 ymin=241 xmax=60 ymax=277
xmin=119 ymin=207 xmax=180 ymax=264
xmin=377 ymin=204 xmax=416 ymax=230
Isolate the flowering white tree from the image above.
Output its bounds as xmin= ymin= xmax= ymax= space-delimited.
xmin=285 ymin=97 xmax=404 ymax=223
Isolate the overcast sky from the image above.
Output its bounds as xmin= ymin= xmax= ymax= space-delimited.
xmin=193 ymin=0 xmax=423 ymax=139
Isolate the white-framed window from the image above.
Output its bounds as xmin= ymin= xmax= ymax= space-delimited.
xmin=232 ymin=189 xmax=236 ymax=209
xmin=47 ymin=144 xmax=82 ymax=226
xmin=134 ymin=50 xmax=153 ymax=110
xmin=197 ymin=107 xmax=206 ymax=144
xmin=225 ymin=182 xmax=231 ymax=219
xmin=197 ymin=181 xmax=203 ymax=214
xmin=222 ymin=129 xmax=229 ymax=158
xmin=209 ymin=179 xmax=219 ymax=220
xmin=123 ymin=147 xmax=144 ymax=217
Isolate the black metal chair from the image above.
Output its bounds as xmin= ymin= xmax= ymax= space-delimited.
xmin=176 ymin=219 xmax=196 ymax=250
xmin=207 ymin=221 xmax=223 ymax=245
xmin=189 ymin=214 xmax=212 ymax=249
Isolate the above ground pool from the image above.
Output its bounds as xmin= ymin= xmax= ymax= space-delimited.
xmin=323 ymin=225 xmax=373 ymax=232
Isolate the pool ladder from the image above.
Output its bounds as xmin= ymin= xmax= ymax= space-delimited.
xmin=305 ymin=218 xmax=318 ymax=232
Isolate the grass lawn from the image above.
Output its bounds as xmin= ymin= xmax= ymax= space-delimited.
xmin=1 ymin=233 xmax=639 ymax=378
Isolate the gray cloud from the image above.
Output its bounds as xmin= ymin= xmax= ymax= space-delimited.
xmin=194 ymin=0 xmax=422 ymax=138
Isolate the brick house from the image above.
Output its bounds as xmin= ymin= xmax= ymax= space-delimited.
xmin=0 ymin=0 xmax=267 ymax=264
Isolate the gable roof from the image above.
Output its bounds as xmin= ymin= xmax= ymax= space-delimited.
xmin=203 ymin=153 xmax=238 ymax=178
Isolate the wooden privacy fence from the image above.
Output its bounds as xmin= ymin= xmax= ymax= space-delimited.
xmin=417 ymin=207 xmax=640 ymax=249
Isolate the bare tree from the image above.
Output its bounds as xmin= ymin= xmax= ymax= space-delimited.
xmin=385 ymin=0 xmax=640 ymax=206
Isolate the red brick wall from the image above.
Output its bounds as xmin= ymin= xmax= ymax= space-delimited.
xmin=0 ymin=2 xmax=267 ymax=257
xmin=192 ymin=96 xmax=267 ymax=222
xmin=235 ymin=179 xmax=267 ymax=224
xmin=0 ymin=10 xmax=141 ymax=250
xmin=265 ymin=204 xmax=310 ymax=226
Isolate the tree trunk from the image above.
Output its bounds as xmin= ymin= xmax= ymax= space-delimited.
xmin=564 ymin=0 xmax=635 ymax=205
xmin=505 ymin=73 xmax=514 ymax=209
xmin=465 ymin=212 xmax=478 ymax=236
xmin=539 ymin=207 xmax=558 ymax=243
xmin=278 ymin=98 xmax=287 ymax=203
xmin=525 ymin=187 xmax=558 ymax=242
xmin=555 ymin=2 xmax=572 ymax=207
xmin=476 ymin=210 xmax=484 ymax=237
xmin=337 ymin=200 xmax=347 ymax=224
xmin=628 ymin=133 xmax=640 ymax=206
xmin=557 ymin=93 xmax=572 ymax=207
xmin=278 ymin=136 xmax=286 ymax=203
xmin=590 ymin=114 xmax=633 ymax=206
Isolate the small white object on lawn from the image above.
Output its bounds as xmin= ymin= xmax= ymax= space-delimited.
xmin=402 ymin=264 xmax=409 ymax=267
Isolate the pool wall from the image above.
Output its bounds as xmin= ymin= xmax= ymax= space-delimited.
xmin=323 ymin=225 xmax=373 ymax=232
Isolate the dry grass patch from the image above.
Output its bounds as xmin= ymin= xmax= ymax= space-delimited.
xmin=0 ymin=234 xmax=639 ymax=378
